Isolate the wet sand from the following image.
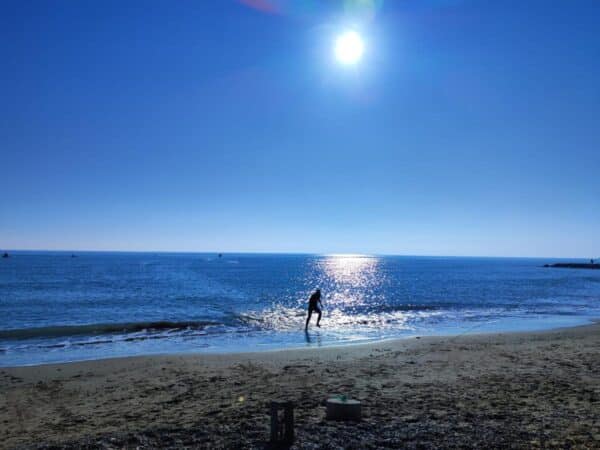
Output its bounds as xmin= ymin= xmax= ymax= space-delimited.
xmin=1 ymin=322 xmax=600 ymax=449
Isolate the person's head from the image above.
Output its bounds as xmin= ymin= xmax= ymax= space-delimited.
xmin=315 ymin=288 xmax=321 ymax=294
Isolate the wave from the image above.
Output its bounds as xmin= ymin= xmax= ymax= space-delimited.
xmin=0 ymin=320 xmax=222 ymax=341
xmin=237 ymin=304 xmax=444 ymax=332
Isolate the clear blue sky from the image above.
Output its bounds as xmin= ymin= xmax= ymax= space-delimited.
xmin=1 ymin=0 xmax=599 ymax=257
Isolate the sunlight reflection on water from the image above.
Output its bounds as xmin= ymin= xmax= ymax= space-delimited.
xmin=317 ymin=254 xmax=381 ymax=306
xmin=248 ymin=254 xmax=433 ymax=332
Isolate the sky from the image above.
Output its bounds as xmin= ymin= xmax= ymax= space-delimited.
xmin=1 ymin=0 xmax=599 ymax=257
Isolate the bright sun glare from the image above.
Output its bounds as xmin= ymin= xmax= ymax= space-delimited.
xmin=334 ymin=30 xmax=365 ymax=65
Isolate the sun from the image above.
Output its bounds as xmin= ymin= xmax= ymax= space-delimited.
xmin=334 ymin=31 xmax=365 ymax=65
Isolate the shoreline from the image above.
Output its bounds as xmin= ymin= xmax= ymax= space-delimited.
xmin=3 ymin=319 xmax=599 ymax=370
xmin=2 ymin=315 xmax=597 ymax=370
xmin=2 ymin=321 xmax=600 ymax=448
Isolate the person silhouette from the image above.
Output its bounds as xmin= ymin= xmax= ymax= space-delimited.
xmin=305 ymin=288 xmax=323 ymax=330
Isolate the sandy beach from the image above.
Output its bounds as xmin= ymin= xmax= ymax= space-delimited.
xmin=1 ymin=322 xmax=600 ymax=449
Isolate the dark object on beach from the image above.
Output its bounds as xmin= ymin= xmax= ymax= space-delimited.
xmin=544 ymin=263 xmax=600 ymax=269
xmin=326 ymin=396 xmax=362 ymax=421
xmin=2 ymin=252 xmax=8 ymax=258
xmin=269 ymin=400 xmax=294 ymax=446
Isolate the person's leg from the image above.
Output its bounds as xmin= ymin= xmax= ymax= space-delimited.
xmin=305 ymin=309 xmax=312 ymax=330
xmin=315 ymin=307 xmax=322 ymax=327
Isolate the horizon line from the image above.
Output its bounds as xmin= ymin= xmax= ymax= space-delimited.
xmin=0 ymin=248 xmax=595 ymax=260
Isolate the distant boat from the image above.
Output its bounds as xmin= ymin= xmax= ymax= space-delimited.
xmin=218 ymin=253 xmax=223 ymax=258
xmin=2 ymin=252 xmax=8 ymax=258
xmin=71 ymin=254 xmax=77 ymax=258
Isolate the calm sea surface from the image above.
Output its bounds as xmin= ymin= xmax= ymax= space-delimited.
xmin=1 ymin=252 xmax=599 ymax=366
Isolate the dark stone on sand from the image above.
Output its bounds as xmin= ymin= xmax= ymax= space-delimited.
xmin=543 ymin=263 xmax=600 ymax=269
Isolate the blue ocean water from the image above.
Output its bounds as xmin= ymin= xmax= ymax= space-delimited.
xmin=1 ymin=252 xmax=599 ymax=367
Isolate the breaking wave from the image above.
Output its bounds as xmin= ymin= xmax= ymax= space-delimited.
xmin=0 ymin=320 xmax=223 ymax=341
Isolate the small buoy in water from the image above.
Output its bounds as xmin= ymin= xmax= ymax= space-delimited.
xmin=326 ymin=397 xmax=361 ymax=421
xmin=218 ymin=253 xmax=223 ymax=258
xmin=2 ymin=252 xmax=8 ymax=258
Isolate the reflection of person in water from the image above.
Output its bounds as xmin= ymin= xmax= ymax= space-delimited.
xmin=305 ymin=288 xmax=323 ymax=331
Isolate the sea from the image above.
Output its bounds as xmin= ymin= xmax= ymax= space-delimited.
xmin=1 ymin=252 xmax=599 ymax=367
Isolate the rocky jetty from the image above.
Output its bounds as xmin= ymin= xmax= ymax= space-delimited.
xmin=544 ymin=263 xmax=600 ymax=269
